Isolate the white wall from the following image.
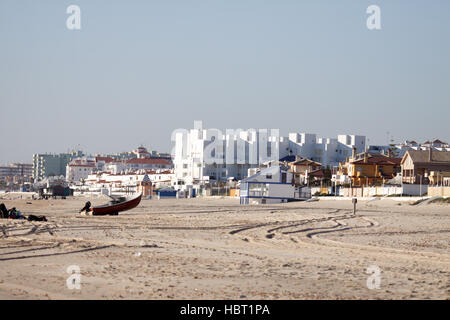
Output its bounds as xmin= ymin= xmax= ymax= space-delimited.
xmin=338 ymin=185 xmax=428 ymax=197
xmin=66 ymin=165 xmax=95 ymax=182
xmin=174 ymin=123 xmax=366 ymax=183
xmin=267 ymin=184 xmax=295 ymax=198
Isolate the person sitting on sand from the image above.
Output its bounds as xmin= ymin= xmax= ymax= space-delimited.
xmin=8 ymin=207 xmax=18 ymax=219
xmin=0 ymin=203 xmax=46 ymax=221
xmin=7 ymin=207 xmax=26 ymax=220
xmin=0 ymin=203 xmax=8 ymax=219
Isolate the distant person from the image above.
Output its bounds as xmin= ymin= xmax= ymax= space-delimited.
xmin=8 ymin=207 xmax=17 ymax=218
xmin=79 ymin=201 xmax=92 ymax=214
xmin=0 ymin=203 xmax=8 ymax=219
xmin=27 ymin=215 xmax=47 ymax=222
xmin=8 ymin=207 xmax=25 ymax=219
xmin=0 ymin=203 xmax=46 ymax=221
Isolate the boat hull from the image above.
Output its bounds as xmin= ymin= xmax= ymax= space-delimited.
xmin=92 ymin=193 xmax=142 ymax=215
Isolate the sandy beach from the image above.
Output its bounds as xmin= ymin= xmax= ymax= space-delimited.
xmin=0 ymin=195 xmax=448 ymax=300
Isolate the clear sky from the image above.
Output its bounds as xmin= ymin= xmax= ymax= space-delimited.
xmin=1 ymin=0 xmax=449 ymax=164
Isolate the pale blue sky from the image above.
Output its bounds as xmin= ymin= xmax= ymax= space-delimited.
xmin=1 ymin=0 xmax=449 ymax=163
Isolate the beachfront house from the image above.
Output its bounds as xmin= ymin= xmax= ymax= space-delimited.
xmin=288 ymin=157 xmax=322 ymax=186
xmin=337 ymin=152 xmax=401 ymax=187
xmin=401 ymin=149 xmax=450 ymax=185
xmin=239 ymin=164 xmax=310 ymax=204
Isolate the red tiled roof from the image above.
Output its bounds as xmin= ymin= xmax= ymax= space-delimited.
xmin=308 ymin=169 xmax=324 ymax=177
xmin=68 ymin=163 xmax=96 ymax=167
xmin=95 ymin=156 xmax=116 ymax=163
xmin=125 ymin=158 xmax=172 ymax=165
xmin=389 ymin=158 xmax=402 ymax=165
xmin=289 ymin=158 xmax=322 ymax=166
xmin=352 ymin=157 xmax=401 ymax=166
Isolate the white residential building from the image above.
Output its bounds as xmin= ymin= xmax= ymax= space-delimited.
xmin=366 ymin=140 xmax=450 ymax=159
xmin=78 ymin=170 xmax=175 ymax=194
xmin=239 ymin=164 xmax=311 ymax=204
xmin=66 ymin=159 xmax=96 ymax=183
xmin=94 ymin=156 xmax=116 ymax=171
xmin=173 ymin=125 xmax=291 ymax=184
xmin=173 ymin=122 xmax=366 ymax=184
xmin=288 ymin=133 xmax=366 ymax=167
xmin=393 ymin=140 xmax=450 ymax=155
xmin=105 ymin=158 xmax=173 ymax=174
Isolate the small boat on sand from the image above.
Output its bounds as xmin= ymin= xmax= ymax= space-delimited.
xmin=91 ymin=193 xmax=142 ymax=216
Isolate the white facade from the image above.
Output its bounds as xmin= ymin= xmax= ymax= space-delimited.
xmin=75 ymin=170 xmax=175 ymax=194
xmin=86 ymin=171 xmax=173 ymax=187
xmin=173 ymin=122 xmax=366 ymax=184
xmin=147 ymin=171 xmax=175 ymax=189
xmin=105 ymin=158 xmax=172 ymax=175
xmin=239 ymin=165 xmax=310 ymax=204
xmin=393 ymin=141 xmax=450 ymax=155
xmin=66 ymin=159 xmax=96 ymax=182
xmin=173 ymin=126 xmax=279 ymax=183
xmin=289 ymin=133 xmax=366 ymax=167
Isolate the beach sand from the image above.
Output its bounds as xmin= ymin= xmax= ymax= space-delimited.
xmin=0 ymin=196 xmax=448 ymax=299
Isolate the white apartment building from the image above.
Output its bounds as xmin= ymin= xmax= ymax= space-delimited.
xmin=82 ymin=170 xmax=174 ymax=192
xmin=393 ymin=140 xmax=450 ymax=155
xmin=173 ymin=122 xmax=365 ymax=184
xmin=94 ymin=156 xmax=116 ymax=171
xmin=288 ymin=133 xmax=366 ymax=167
xmin=173 ymin=125 xmax=288 ymax=184
xmin=66 ymin=159 xmax=96 ymax=183
xmin=105 ymin=158 xmax=173 ymax=174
